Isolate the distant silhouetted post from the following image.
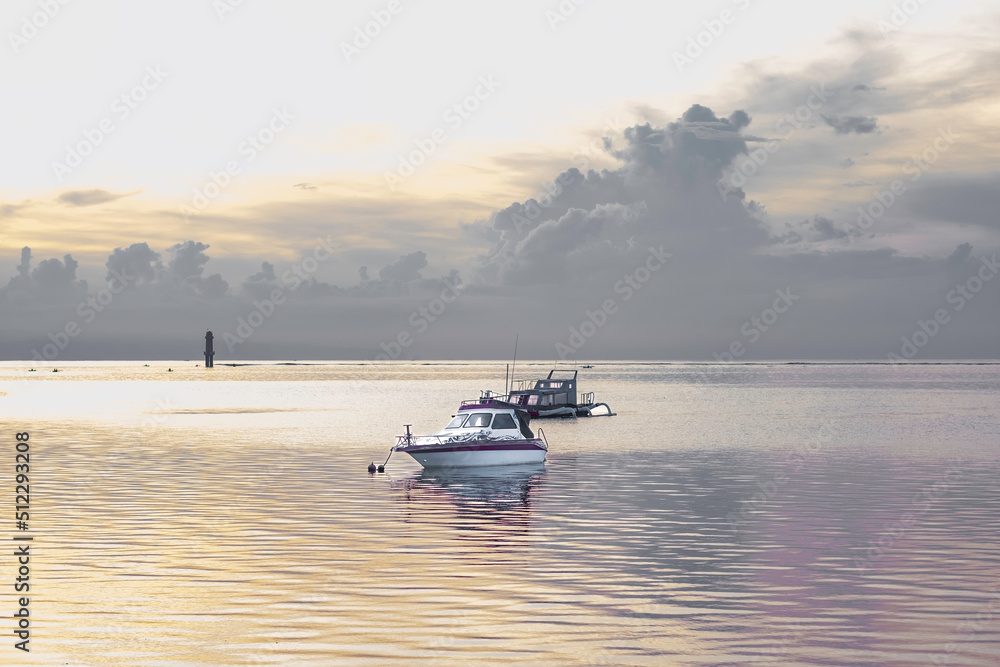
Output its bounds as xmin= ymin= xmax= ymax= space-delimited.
xmin=205 ymin=330 xmax=215 ymax=368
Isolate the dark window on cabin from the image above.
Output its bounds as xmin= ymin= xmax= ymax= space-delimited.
xmin=465 ymin=413 xmax=493 ymax=428
xmin=492 ymin=414 xmax=517 ymax=429
xmin=555 ymin=393 xmax=567 ymax=404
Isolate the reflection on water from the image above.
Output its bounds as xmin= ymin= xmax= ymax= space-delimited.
xmin=390 ymin=465 xmax=547 ymax=554
xmin=2 ymin=363 xmax=1000 ymax=665
xmin=394 ymin=464 xmax=546 ymax=513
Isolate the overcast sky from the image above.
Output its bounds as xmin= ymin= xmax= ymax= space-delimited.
xmin=1 ymin=0 xmax=999 ymax=361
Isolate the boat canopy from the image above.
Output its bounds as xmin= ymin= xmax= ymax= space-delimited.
xmin=509 ymin=369 xmax=578 ymax=407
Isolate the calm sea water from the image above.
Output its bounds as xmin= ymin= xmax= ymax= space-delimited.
xmin=1 ymin=361 xmax=999 ymax=666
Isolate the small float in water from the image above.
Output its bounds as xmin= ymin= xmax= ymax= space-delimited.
xmin=384 ymin=398 xmax=547 ymax=469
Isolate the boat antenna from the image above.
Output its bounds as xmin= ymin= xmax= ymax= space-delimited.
xmin=505 ymin=363 xmax=509 ymax=397
xmin=510 ymin=333 xmax=518 ymax=395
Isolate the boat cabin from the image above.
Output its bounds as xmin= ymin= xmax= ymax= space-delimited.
xmin=440 ymin=404 xmax=534 ymax=439
xmin=507 ymin=370 xmax=595 ymax=410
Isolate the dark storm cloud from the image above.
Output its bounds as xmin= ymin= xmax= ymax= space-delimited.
xmin=475 ymin=103 xmax=764 ymax=290
xmin=452 ymin=86 xmax=999 ymax=359
xmin=821 ymin=114 xmax=880 ymax=134
xmin=57 ymin=189 xmax=134 ymax=207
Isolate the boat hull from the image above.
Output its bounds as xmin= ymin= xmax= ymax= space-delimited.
xmin=524 ymin=403 xmax=615 ymax=418
xmin=397 ymin=440 xmax=547 ymax=468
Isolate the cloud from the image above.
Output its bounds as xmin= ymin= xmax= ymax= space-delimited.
xmin=0 ymin=201 xmax=33 ymax=218
xmin=902 ymin=172 xmax=1000 ymax=228
xmin=475 ymin=103 xmax=763 ymax=290
xmin=165 ymin=241 xmax=230 ymax=298
xmin=810 ymin=216 xmax=850 ymax=240
xmin=378 ymin=250 xmax=427 ymax=283
xmin=822 ymin=114 xmax=880 ymax=134
xmin=57 ymin=189 xmax=135 ymax=207
xmin=776 ymin=215 xmax=857 ymax=244
xmin=105 ymin=243 xmax=163 ymax=287
xmin=198 ymin=273 xmax=229 ymax=299
xmin=16 ymin=247 xmax=30 ymax=279
xmin=167 ymin=241 xmax=212 ymax=281
xmin=945 ymin=242 xmax=973 ymax=269
xmin=0 ymin=246 xmax=88 ymax=304
xmin=242 ymin=261 xmax=278 ymax=298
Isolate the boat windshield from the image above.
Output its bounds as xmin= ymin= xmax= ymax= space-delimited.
xmin=444 ymin=415 xmax=468 ymax=429
xmin=492 ymin=413 xmax=517 ymax=429
xmin=465 ymin=413 xmax=493 ymax=428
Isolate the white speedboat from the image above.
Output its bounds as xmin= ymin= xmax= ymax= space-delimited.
xmin=390 ymin=397 xmax=547 ymax=468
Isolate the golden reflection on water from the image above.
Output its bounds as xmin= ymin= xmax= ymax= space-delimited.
xmin=3 ymin=362 xmax=1000 ymax=665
